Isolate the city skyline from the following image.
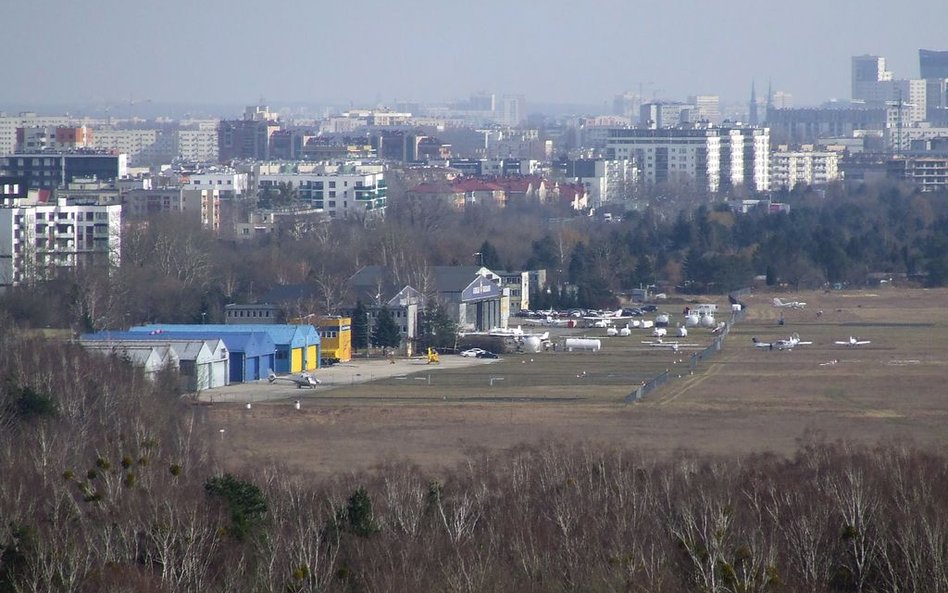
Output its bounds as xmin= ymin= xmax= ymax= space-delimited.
xmin=3 ymin=0 xmax=948 ymax=113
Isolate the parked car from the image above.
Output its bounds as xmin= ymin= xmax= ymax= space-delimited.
xmin=476 ymin=351 xmax=499 ymax=359
xmin=460 ymin=348 xmax=487 ymax=358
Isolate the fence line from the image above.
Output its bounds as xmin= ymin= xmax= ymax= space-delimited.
xmin=625 ymin=299 xmax=747 ymax=404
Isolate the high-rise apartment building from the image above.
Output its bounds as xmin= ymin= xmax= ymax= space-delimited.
xmin=217 ymin=105 xmax=281 ymax=163
xmin=92 ymin=129 xmax=174 ymax=166
xmin=0 ymin=199 xmax=121 ymax=287
xmin=770 ymin=146 xmax=842 ymax=190
xmin=16 ymin=126 xmax=93 ymax=152
xmin=258 ymin=170 xmax=386 ymax=219
xmin=0 ymin=113 xmax=73 ymax=156
xmin=640 ymin=102 xmax=694 ymax=129
xmin=852 ymin=55 xmax=893 ymax=102
xmin=919 ymin=49 xmax=948 ymax=80
xmin=919 ymin=49 xmax=948 ymax=124
xmin=606 ymin=126 xmax=769 ymax=193
xmin=688 ymin=96 xmax=721 ymax=125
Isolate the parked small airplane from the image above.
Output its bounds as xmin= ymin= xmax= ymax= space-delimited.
xmin=835 ymin=336 xmax=871 ymax=347
xmin=752 ymin=333 xmax=813 ymax=351
xmin=641 ymin=338 xmax=699 ymax=352
xmin=268 ymin=369 xmax=321 ymax=389
xmin=520 ymin=315 xmax=573 ymax=327
xmin=773 ymin=297 xmax=807 ymax=309
xmin=583 ymin=309 xmax=634 ymax=327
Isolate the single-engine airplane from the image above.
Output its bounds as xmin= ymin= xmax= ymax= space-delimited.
xmin=752 ymin=333 xmax=813 ymax=351
xmin=835 ymin=336 xmax=871 ymax=348
xmin=773 ymin=297 xmax=807 ymax=309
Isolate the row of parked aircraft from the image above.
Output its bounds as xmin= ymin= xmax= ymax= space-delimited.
xmin=752 ymin=333 xmax=872 ymax=351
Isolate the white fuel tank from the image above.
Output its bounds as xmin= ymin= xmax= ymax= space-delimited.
xmin=564 ymin=338 xmax=602 ymax=352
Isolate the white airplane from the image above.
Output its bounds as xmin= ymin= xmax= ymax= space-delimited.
xmin=583 ymin=309 xmax=634 ymax=327
xmin=752 ymin=333 xmax=813 ymax=351
xmin=835 ymin=336 xmax=871 ymax=348
xmin=520 ymin=315 xmax=572 ymax=327
xmin=268 ymin=369 xmax=321 ymax=389
xmin=773 ymin=297 xmax=807 ymax=310
xmin=641 ymin=338 xmax=699 ymax=352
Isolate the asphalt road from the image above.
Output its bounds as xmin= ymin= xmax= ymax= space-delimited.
xmin=199 ymin=354 xmax=497 ymax=403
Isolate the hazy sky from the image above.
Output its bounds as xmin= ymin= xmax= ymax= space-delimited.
xmin=4 ymin=0 xmax=947 ymax=111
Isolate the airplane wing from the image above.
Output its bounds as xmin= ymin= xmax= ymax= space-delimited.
xmin=856 ymin=340 xmax=871 ymax=345
xmin=834 ymin=341 xmax=849 ymax=345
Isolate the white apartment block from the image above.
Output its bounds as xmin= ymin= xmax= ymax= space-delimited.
xmin=0 ymin=199 xmax=121 ymax=287
xmin=181 ymin=189 xmax=221 ymax=232
xmin=772 ymin=91 xmax=794 ymax=109
xmin=688 ymin=95 xmax=722 ymax=125
xmin=497 ymin=94 xmax=527 ymax=127
xmin=124 ymin=188 xmax=184 ymax=218
xmin=92 ymin=129 xmax=175 ymax=166
xmin=893 ymin=79 xmax=928 ymax=125
xmin=258 ymin=171 xmax=386 ymax=218
xmin=16 ymin=126 xmax=94 ymax=152
xmin=0 ymin=113 xmax=73 ymax=156
xmin=607 ymin=127 xmax=770 ymax=193
xmin=770 ymin=146 xmax=841 ymax=190
xmin=888 ymin=124 xmax=948 ymax=153
xmin=175 ymin=129 xmax=219 ymax=163
xmin=184 ymin=171 xmax=249 ymax=196
xmin=569 ymin=159 xmax=637 ymax=207
xmin=485 ymin=128 xmax=548 ymax=159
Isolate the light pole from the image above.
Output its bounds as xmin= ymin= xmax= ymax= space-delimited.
xmin=201 ymin=312 xmax=207 ymax=324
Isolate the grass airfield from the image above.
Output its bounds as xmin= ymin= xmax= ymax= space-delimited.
xmin=205 ymin=287 xmax=948 ymax=477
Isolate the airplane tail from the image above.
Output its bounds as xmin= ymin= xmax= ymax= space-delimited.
xmin=773 ymin=298 xmax=783 ymax=307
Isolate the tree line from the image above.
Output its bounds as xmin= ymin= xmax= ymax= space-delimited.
xmin=2 ymin=180 xmax=948 ymax=331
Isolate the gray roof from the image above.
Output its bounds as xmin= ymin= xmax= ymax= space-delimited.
xmin=263 ymin=283 xmax=316 ymax=304
xmin=429 ymin=266 xmax=484 ymax=293
xmin=349 ymin=265 xmax=488 ymax=302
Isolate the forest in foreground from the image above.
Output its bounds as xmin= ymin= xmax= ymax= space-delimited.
xmin=2 ymin=321 xmax=947 ymax=593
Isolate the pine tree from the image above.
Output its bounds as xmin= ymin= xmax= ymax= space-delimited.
xmin=477 ymin=240 xmax=501 ymax=269
xmin=418 ymin=301 xmax=457 ymax=350
xmin=352 ymin=299 xmax=369 ymax=350
xmin=371 ymin=306 xmax=401 ymax=349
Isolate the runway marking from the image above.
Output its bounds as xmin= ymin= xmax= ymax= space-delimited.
xmin=658 ymin=362 xmax=724 ymax=406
